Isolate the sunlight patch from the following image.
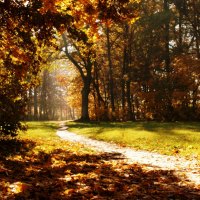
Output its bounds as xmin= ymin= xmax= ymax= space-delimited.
xmin=9 ymin=182 xmax=30 ymax=194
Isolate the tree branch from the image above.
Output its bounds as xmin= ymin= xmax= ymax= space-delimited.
xmin=62 ymin=34 xmax=85 ymax=79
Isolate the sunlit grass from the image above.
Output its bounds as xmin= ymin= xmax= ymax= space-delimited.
xmin=0 ymin=121 xmax=95 ymax=198
xmin=18 ymin=121 xmax=60 ymax=154
xmin=1 ymin=122 xmax=199 ymax=199
xmin=66 ymin=121 xmax=200 ymax=159
xmin=18 ymin=121 xmax=93 ymax=154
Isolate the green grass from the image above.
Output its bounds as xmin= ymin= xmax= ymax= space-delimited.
xmin=3 ymin=121 xmax=200 ymax=199
xmin=66 ymin=121 xmax=200 ymax=159
xmin=22 ymin=121 xmax=59 ymax=138
xmin=17 ymin=121 xmax=93 ymax=154
xmin=18 ymin=121 xmax=61 ymax=154
xmin=21 ymin=121 xmax=59 ymax=140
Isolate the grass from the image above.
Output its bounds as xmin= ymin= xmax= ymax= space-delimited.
xmin=66 ymin=121 xmax=200 ymax=159
xmin=17 ymin=121 xmax=92 ymax=154
xmin=1 ymin=121 xmax=200 ymax=199
xmin=0 ymin=121 xmax=94 ymax=199
xmin=18 ymin=121 xmax=61 ymax=154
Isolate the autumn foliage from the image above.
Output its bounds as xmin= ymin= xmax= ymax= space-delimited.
xmin=1 ymin=0 xmax=200 ymax=135
xmin=0 ymin=125 xmax=199 ymax=199
xmin=0 ymin=0 xmax=141 ymax=134
xmin=60 ymin=0 xmax=200 ymax=122
xmin=0 ymin=0 xmax=68 ymax=135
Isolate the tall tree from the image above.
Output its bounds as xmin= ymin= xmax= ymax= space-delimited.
xmin=61 ymin=33 xmax=94 ymax=121
xmin=106 ymin=26 xmax=116 ymax=116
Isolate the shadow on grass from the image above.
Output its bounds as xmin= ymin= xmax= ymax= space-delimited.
xmin=1 ymin=146 xmax=199 ymax=199
xmin=26 ymin=122 xmax=58 ymax=131
xmin=137 ymin=122 xmax=200 ymax=135
xmin=66 ymin=121 xmax=200 ymax=135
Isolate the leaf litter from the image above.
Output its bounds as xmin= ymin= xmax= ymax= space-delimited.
xmin=0 ymin=124 xmax=199 ymax=199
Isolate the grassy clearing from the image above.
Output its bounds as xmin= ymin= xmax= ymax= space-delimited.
xmin=18 ymin=121 xmax=62 ymax=154
xmin=1 ymin=121 xmax=200 ymax=199
xmin=17 ymin=121 xmax=93 ymax=154
xmin=0 ymin=121 xmax=95 ymax=198
xmin=66 ymin=121 xmax=200 ymax=159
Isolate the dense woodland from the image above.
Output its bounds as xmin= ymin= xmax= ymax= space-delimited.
xmin=0 ymin=0 xmax=200 ymax=136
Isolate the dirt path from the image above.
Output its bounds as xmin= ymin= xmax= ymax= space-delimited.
xmin=57 ymin=124 xmax=200 ymax=189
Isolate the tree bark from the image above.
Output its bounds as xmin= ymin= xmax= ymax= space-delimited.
xmin=34 ymin=87 xmax=38 ymax=120
xmin=62 ymin=34 xmax=92 ymax=121
xmin=80 ymin=79 xmax=90 ymax=121
xmin=164 ymin=0 xmax=173 ymax=121
xmin=106 ymin=27 xmax=115 ymax=115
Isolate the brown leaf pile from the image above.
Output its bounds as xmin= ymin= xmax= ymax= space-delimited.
xmin=0 ymin=138 xmax=200 ymax=199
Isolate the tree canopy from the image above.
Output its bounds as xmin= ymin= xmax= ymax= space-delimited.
xmin=0 ymin=0 xmax=140 ymax=135
xmin=1 ymin=0 xmax=200 ymax=135
xmin=0 ymin=0 xmax=70 ymax=135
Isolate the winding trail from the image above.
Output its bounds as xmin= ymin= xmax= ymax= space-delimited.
xmin=57 ymin=123 xmax=200 ymax=189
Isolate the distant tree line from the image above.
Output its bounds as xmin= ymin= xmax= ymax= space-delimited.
xmin=26 ymin=69 xmax=76 ymax=121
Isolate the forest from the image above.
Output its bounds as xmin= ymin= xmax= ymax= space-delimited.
xmin=0 ymin=0 xmax=200 ymax=136
xmin=0 ymin=1 xmax=200 ymax=199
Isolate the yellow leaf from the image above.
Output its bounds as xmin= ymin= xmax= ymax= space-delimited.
xmin=130 ymin=17 xmax=140 ymax=24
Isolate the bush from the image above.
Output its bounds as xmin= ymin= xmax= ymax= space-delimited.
xmin=0 ymin=94 xmax=27 ymax=137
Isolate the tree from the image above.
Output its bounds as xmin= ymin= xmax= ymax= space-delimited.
xmin=59 ymin=0 xmax=140 ymax=121
xmin=83 ymin=0 xmax=200 ymax=121
xmin=106 ymin=26 xmax=116 ymax=117
xmin=61 ymin=33 xmax=94 ymax=121
xmin=0 ymin=0 xmax=71 ymax=135
xmin=3 ymin=0 xmax=199 ymax=134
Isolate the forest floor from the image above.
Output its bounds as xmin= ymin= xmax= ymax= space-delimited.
xmin=57 ymin=123 xmax=200 ymax=193
xmin=0 ymin=121 xmax=200 ymax=199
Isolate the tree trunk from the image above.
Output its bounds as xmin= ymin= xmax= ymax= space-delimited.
xmin=195 ymin=32 xmax=200 ymax=59
xmin=127 ymin=24 xmax=135 ymax=121
xmin=122 ymin=24 xmax=135 ymax=121
xmin=164 ymin=0 xmax=173 ymax=121
xmin=27 ymin=88 xmax=32 ymax=120
xmin=164 ymin=0 xmax=171 ymax=74
xmin=34 ymin=87 xmax=38 ymax=120
xmin=62 ymin=34 xmax=93 ymax=122
xmin=80 ymin=78 xmax=90 ymax=121
xmin=93 ymin=62 xmax=107 ymax=120
xmin=178 ymin=9 xmax=183 ymax=53
xmin=126 ymin=81 xmax=135 ymax=121
xmin=121 ymin=47 xmax=126 ymax=116
xmin=106 ymin=26 xmax=115 ymax=115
